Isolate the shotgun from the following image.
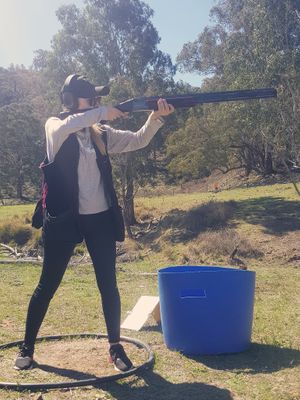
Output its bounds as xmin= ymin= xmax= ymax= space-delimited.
xmin=115 ymin=88 xmax=277 ymax=112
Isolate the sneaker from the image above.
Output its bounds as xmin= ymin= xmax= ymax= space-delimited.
xmin=109 ymin=343 xmax=133 ymax=372
xmin=14 ymin=344 xmax=34 ymax=370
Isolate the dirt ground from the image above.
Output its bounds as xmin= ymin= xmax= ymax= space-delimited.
xmin=253 ymin=230 xmax=300 ymax=267
xmin=0 ymin=338 xmax=148 ymax=385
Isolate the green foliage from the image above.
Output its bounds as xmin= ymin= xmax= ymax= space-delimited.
xmin=0 ymin=66 xmax=51 ymax=120
xmin=33 ymin=0 xmax=175 ymax=91
xmin=174 ymin=0 xmax=300 ymax=178
xmin=0 ymin=102 xmax=44 ymax=199
xmin=166 ymin=107 xmax=231 ymax=179
xmin=0 ymin=67 xmax=51 ymax=200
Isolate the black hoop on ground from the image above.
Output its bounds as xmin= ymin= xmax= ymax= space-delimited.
xmin=0 ymin=333 xmax=154 ymax=391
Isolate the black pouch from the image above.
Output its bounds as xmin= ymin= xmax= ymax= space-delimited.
xmin=42 ymin=210 xmax=83 ymax=243
xmin=31 ymin=199 xmax=44 ymax=229
xmin=110 ymin=205 xmax=125 ymax=242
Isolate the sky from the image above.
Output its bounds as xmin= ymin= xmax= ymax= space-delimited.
xmin=0 ymin=0 xmax=216 ymax=86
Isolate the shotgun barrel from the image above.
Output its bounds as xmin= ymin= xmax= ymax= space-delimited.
xmin=115 ymin=88 xmax=277 ymax=113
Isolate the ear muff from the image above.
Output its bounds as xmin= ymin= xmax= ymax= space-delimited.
xmin=61 ymin=91 xmax=78 ymax=110
xmin=88 ymin=97 xmax=96 ymax=107
xmin=60 ymin=74 xmax=80 ymax=110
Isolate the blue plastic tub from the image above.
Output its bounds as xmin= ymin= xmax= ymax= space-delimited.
xmin=158 ymin=266 xmax=256 ymax=355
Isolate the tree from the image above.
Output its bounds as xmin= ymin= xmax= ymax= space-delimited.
xmin=32 ymin=0 xmax=176 ymax=229
xmin=0 ymin=103 xmax=43 ymax=199
xmin=166 ymin=105 xmax=233 ymax=180
xmin=0 ymin=67 xmax=50 ymax=200
xmin=175 ymin=0 xmax=300 ymax=177
xmin=0 ymin=66 xmax=50 ymax=119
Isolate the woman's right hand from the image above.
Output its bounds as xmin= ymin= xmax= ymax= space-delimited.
xmin=105 ymin=106 xmax=128 ymax=121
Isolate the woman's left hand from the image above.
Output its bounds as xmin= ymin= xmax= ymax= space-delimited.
xmin=149 ymin=98 xmax=175 ymax=121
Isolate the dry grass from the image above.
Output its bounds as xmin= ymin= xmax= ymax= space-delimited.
xmin=135 ymin=205 xmax=157 ymax=221
xmin=0 ymin=222 xmax=33 ymax=246
xmin=187 ymin=228 xmax=263 ymax=259
xmin=161 ymin=200 xmax=236 ymax=231
xmin=0 ymin=208 xmax=36 ymax=247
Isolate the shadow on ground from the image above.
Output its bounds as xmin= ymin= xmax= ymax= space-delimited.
xmin=10 ymin=343 xmax=299 ymax=399
xmin=137 ymin=200 xmax=237 ymax=244
xmin=234 ymin=197 xmax=300 ymax=235
xmin=101 ymin=370 xmax=233 ymax=400
xmin=32 ymin=364 xmax=233 ymax=399
xmin=137 ymin=196 xmax=300 ymax=245
xmin=140 ymin=322 xmax=163 ymax=333
xmin=187 ymin=343 xmax=300 ymax=374
xmin=35 ymin=362 xmax=97 ymax=381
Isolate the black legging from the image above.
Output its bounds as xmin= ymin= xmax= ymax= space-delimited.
xmin=24 ymin=210 xmax=120 ymax=350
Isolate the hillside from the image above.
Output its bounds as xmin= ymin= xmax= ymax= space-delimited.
xmin=137 ymin=169 xmax=300 ymax=196
xmin=1 ymin=180 xmax=299 ymax=271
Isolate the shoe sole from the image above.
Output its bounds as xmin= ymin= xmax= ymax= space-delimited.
xmin=14 ymin=358 xmax=34 ymax=371
xmin=113 ymin=363 xmax=134 ymax=372
xmin=109 ymin=355 xmax=133 ymax=373
xmin=14 ymin=364 xmax=33 ymax=371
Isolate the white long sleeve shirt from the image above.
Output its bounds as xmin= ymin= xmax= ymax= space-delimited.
xmin=45 ymin=106 xmax=164 ymax=214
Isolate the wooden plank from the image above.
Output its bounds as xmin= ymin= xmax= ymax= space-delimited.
xmin=121 ymin=296 xmax=160 ymax=331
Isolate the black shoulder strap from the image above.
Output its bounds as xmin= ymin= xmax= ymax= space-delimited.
xmin=101 ymin=128 xmax=108 ymax=151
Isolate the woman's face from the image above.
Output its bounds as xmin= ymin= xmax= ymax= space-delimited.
xmin=78 ymin=97 xmax=97 ymax=109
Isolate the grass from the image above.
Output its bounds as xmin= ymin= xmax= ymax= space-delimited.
xmin=0 ymin=203 xmax=34 ymax=220
xmin=0 ymin=182 xmax=299 ymax=399
xmin=135 ymin=182 xmax=298 ymax=213
xmin=0 ymin=263 xmax=299 ymax=399
xmin=0 ymin=204 xmax=37 ymax=253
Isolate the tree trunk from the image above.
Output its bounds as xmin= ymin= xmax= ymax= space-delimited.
xmin=120 ymin=156 xmax=136 ymax=239
xmin=243 ymin=148 xmax=253 ymax=176
xmin=124 ymin=170 xmax=136 ymax=226
xmin=263 ymin=151 xmax=274 ymax=175
xmin=17 ymin=171 xmax=24 ymax=199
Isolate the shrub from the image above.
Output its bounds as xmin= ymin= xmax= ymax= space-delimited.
xmin=135 ymin=205 xmax=157 ymax=221
xmin=74 ymin=243 xmax=86 ymax=256
xmin=185 ymin=200 xmax=237 ymax=232
xmin=188 ymin=228 xmax=263 ymax=259
xmin=13 ymin=226 xmax=33 ymax=245
xmin=161 ymin=200 xmax=237 ymax=238
xmin=0 ymin=223 xmax=33 ymax=246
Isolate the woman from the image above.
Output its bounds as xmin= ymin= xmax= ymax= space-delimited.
xmin=15 ymin=74 xmax=174 ymax=372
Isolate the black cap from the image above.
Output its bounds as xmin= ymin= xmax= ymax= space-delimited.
xmin=62 ymin=74 xmax=110 ymax=98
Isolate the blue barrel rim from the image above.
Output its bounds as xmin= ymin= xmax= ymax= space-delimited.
xmin=158 ymin=265 xmax=255 ymax=274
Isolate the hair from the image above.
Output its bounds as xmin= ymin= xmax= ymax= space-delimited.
xmin=89 ymin=124 xmax=107 ymax=155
